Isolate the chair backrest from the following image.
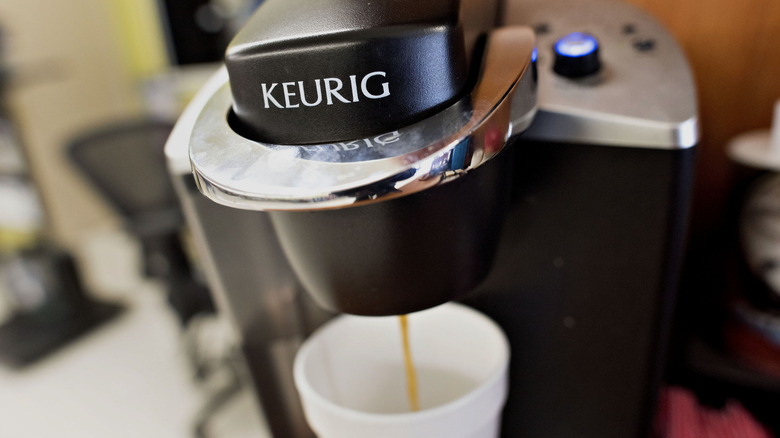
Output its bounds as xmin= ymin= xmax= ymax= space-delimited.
xmin=68 ymin=120 xmax=179 ymax=235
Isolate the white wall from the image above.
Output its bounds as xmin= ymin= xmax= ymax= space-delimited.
xmin=0 ymin=0 xmax=149 ymax=250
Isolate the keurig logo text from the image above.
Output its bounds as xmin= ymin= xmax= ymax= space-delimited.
xmin=261 ymin=71 xmax=391 ymax=109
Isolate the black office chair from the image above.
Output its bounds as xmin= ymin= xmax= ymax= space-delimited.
xmin=67 ymin=119 xmax=214 ymax=325
xmin=68 ymin=120 xmax=243 ymax=436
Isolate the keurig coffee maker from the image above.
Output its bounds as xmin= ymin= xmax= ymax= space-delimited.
xmin=165 ymin=0 xmax=698 ymax=436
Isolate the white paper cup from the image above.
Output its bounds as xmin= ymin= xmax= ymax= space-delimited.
xmin=293 ymin=303 xmax=510 ymax=438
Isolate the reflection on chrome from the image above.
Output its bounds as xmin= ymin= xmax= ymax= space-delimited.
xmin=189 ymin=27 xmax=537 ymax=211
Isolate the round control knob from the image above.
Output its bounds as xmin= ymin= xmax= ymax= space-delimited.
xmin=553 ymin=32 xmax=601 ymax=78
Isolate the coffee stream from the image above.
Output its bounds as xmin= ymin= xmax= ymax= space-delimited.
xmin=399 ymin=315 xmax=420 ymax=412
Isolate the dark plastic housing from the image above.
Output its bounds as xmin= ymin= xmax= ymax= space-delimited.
xmin=225 ymin=0 xmax=471 ymax=144
xmin=267 ymin=155 xmax=512 ymax=316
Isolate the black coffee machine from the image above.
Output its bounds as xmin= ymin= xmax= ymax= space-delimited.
xmin=166 ymin=0 xmax=698 ymax=436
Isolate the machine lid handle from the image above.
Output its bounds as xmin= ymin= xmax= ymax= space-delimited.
xmin=225 ymin=0 xmax=483 ymax=145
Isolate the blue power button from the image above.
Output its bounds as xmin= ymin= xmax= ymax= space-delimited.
xmin=555 ymin=32 xmax=598 ymax=57
xmin=553 ymin=32 xmax=601 ymax=77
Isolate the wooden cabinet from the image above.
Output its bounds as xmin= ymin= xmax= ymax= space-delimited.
xmin=624 ymin=0 xmax=780 ymax=237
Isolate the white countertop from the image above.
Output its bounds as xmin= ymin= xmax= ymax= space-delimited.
xmin=0 ymin=281 xmax=269 ymax=438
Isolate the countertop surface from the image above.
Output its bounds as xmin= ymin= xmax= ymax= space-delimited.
xmin=0 ymin=277 xmax=270 ymax=438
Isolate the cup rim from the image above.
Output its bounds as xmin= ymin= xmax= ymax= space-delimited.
xmin=292 ymin=302 xmax=510 ymax=425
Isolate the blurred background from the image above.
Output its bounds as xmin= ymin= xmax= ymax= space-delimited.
xmin=0 ymin=1 xmax=268 ymax=437
xmin=0 ymin=0 xmax=778 ymax=437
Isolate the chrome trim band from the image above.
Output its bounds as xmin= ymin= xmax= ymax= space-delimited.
xmin=189 ymin=27 xmax=536 ymax=211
